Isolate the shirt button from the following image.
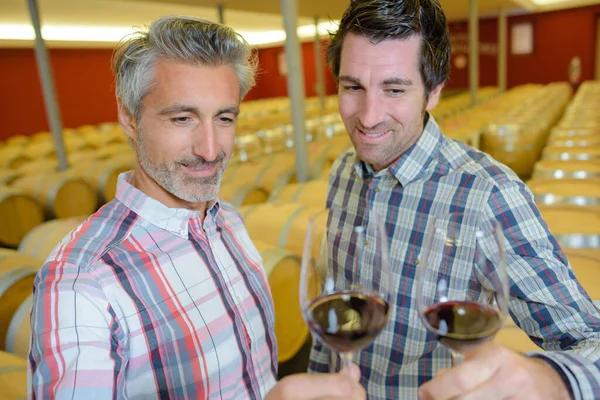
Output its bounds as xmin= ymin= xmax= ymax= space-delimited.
xmin=374 ymin=187 xmax=381 ymax=192
xmin=414 ymin=259 xmax=420 ymax=265
xmin=364 ymin=239 xmax=369 ymax=246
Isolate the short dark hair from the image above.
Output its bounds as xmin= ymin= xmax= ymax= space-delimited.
xmin=327 ymin=0 xmax=451 ymax=97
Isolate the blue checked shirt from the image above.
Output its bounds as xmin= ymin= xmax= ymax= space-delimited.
xmin=308 ymin=114 xmax=600 ymax=399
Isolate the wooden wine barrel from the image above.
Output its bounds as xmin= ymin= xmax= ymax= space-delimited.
xmin=269 ymin=180 xmax=329 ymax=209
xmin=5 ymin=295 xmax=31 ymax=359
xmin=0 ymin=148 xmax=31 ymax=170
xmin=526 ymin=179 xmax=600 ymax=207
xmin=16 ymin=159 xmax=59 ymax=175
xmin=532 ymin=160 xmax=600 ymax=180
xmin=482 ymin=124 xmax=545 ymax=178
xmin=252 ymin=240 xmax=307 ymax=363
xmin=12 ymin=172 xmax=97 ymax=219
xmin=542 ymin=145 xmax=600 ymax=161
xmin=0 ymin=351 xmax=28 ymax=400
xmin=71 ymin=161 xmax=129 ymax=204
xmin=18 ymin=217 xmax=85 ymax=261
xmin=218 ymin=182 xmax=269 ymax=207
xmin=538 ymin=205 xmax=600 ymax=249
xmin=22 ymin=140 xmax=56 ymax=159
xmin=241 ymin=203 xmax=326 ymax=257
xmin=0 ymin=254 xmax=40 ymax=354
xmin=0 ymin=186 xmax=45 ymax=247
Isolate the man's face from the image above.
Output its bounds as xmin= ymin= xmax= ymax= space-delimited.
xmin=338 ymin=33 xmax=442 ymax=171
xmin=123 ymin=58 xmax=240 ymax=206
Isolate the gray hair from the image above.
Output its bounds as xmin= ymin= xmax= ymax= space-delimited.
xmin=112 ymin=15 xmax=257 ymax=120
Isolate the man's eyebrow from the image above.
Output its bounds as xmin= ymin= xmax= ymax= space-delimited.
xmin=382 ymin=77 xmax=413 ymax=86
xmin=216 ymin=106 xmax=240 ymax=117
xmin=158 ymin=104 xmax=198 ymax=116
xmin=338 ymin=75 xmax=362 ymax=85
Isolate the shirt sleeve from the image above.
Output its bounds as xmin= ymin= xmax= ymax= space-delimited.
xmin=486 ymin=180 xmax=600 ymax=400
xmin=28 ymin=259 xmax=127 ymax=399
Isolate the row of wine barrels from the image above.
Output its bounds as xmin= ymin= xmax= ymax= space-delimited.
xmin=269 ymin=180 xmax=328 ymax=209
xmin=542 ymin=145 xmax=600 ymax=161
xmin=0 ymin=251 xmax=40 ymax=355
xmin=527 ymin=179 xmax=600 ymax=207
xmin=239 ymin=203 xmax=326 ymax=257
xmin=0 ymin=351 xmax=27 ymax=399
xmin=11 ymin=172 xmax=97 ymax=219
xmin=0 ymin=186 xmax=45 ymax=247
xmin=532 ymin=160 xmax=600 ymax=180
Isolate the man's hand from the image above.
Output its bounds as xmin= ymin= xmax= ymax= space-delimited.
xmin=265 ymin=364 xmax=365 ymax=400
xmin=418 ymin=342 xmax=572 ymax=400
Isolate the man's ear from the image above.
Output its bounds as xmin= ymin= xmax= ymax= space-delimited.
xmin=425 ymin=83 xmax=444 ymax=112
xmin=117 ymin=100 xmax=138 ymax=143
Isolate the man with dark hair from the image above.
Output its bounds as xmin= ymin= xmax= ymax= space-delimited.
xmin=309 ymin=0 xmax=600 ymax=399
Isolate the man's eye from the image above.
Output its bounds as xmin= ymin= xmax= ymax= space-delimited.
xmin=172 ymin=117 xmax=191 ymax=124
xmin=344 ymin=85 xmax=361 ymax=92
xmin=387 ymin=89 xmax=405 ymax=95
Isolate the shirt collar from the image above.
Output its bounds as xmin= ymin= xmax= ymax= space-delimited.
xmin=352 ymin=112 xmax=444 ymax=187
xmin=115 ymin=171 xmax=220 ymax=238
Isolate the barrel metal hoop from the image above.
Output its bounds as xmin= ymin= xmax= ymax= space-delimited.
xmin=278 ymin=206 xmax=308 ymax=248
xmin=535 ymin=194 xmax=600 ymax=207
xmin=5 ymin=295 xmax=33 ymax=352
xmin=555 ymin=234 xmax=600 ymax=249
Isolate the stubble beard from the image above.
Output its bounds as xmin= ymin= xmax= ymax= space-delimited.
xmin=136 ymin=129 xmax=229 ymax=203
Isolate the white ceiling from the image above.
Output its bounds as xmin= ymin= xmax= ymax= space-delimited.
xmin=1 ymin=0 xmax=599 ymax=48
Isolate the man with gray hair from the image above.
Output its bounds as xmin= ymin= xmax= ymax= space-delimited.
xmin=28 ymin=16 xmax=364 ymax=399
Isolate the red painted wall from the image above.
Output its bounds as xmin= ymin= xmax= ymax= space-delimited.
xmin=447 ymin=4 xmax=600 ymax=90
xmin=0 ymin=48 xmax=117 ymax=140
xmin=1 ymin=5 xmax=599 ymax=138
xmin=245 ymin=40 xmax=336 ymax=101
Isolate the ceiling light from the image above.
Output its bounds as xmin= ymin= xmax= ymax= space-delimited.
xmin=0 ymin=20 xmax=340 ymax=46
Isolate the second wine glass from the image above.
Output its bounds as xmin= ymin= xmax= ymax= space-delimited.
xmin=300 ymin=208 xmax=391 ymax=372
xmin=416 ymin=213 xmax=509 ymax=364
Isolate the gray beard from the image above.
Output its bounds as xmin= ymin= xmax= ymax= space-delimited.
xmin=136 ymin=129 xmax=228 ymax=203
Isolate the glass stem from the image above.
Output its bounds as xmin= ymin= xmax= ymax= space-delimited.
xmin=339 ymin=351 xmax=354 ymax=373
xmin=451 ymin=351 xmax=464 ymax=366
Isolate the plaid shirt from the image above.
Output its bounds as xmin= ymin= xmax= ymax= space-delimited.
xmin=29 ymin=172 xmax=277 ymax=399
xmin=308 ymin=114 xmax=600 ymax=399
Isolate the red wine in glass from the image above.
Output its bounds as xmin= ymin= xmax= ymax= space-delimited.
xmin=306 ymin=291 xmax=390 ymax=353
xmin=423 ymin=301 xmax=502 ymax=353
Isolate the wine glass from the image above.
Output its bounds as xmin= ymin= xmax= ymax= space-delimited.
xmin=416 ymin=213 xmax=509 ymax=364
xmin=299 ymin=208 xmax=391 ymax=372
